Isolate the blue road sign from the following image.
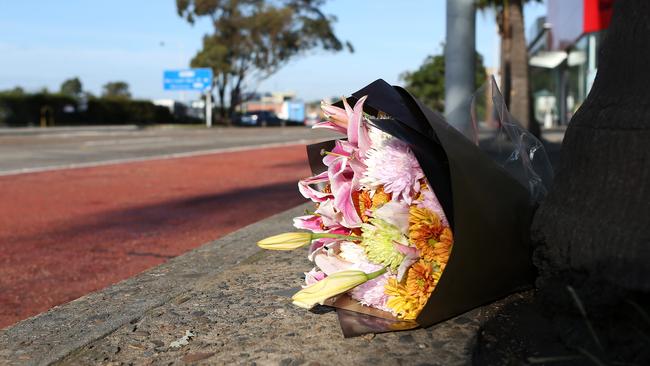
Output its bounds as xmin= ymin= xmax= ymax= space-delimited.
xmin=163 ymin=68 xmax=213 ymax=91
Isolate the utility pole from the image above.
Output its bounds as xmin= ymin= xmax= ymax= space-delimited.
xmin=444 ymin=0 xmax=476 ymax=138
xmin=205 ymin=91 xmax=212 ymax=128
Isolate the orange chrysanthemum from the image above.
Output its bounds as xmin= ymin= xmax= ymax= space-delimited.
xmin=358 ymin=190 xmax=372 ymax=222
xmin=408 ymin=206 xmax=452 ymax=263
xmin=405 ymin=260 xmax=439 ymax=307
xmin=371 ymin=186 xmax=391 ymax=209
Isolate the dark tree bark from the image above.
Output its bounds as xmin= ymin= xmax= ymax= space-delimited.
xmin=507 ymin=0 xmax=530 ymax=130
xmin=532 ymin=0 xmax=650 ymax=298
xmin=497 ymin=0 xmax=531 ymax=130
xmin=474 ymin=4 xmax=650 ymax=363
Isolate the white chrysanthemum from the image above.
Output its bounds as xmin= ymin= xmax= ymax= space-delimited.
xmin=339 ymin=241 xmax=368 ymax=263
xmin=367 ymin=123 xmax=392 ymax=148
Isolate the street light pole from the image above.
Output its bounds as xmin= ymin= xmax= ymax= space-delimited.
xmin=205 ymin=91 xmax=212 ymax=128
xmin=445 ymin=0 xmax=476 ymax=137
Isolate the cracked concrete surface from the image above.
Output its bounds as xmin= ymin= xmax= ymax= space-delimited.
xmin=1 ymin=203 xmax=524 ymax=365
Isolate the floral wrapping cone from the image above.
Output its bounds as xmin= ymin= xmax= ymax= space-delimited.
xmin=259 ymin=78 xmax=549 ymax=337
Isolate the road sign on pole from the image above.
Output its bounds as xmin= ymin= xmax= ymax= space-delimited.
xmin=163 ymin=68 xmax=213 ymax=91
xmin=163 ymin=68 xmax=214 ymax=127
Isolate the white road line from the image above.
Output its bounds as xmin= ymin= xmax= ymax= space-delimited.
xmin=82 ymin=137 xmax=175 ymax=146
xmin=0 ymin=139 xmax=320 ymax=177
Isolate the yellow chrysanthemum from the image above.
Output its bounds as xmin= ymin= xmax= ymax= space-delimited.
xmin=385 ymin=278 xmax=419 ymax=320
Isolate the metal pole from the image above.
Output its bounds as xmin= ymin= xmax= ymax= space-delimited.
xmin=445 ymin=0 xmax=476 ymax=137
xmin=206 ymin=91 xmax=212 ymax=128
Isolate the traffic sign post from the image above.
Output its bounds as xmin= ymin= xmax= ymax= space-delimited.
xmin=163 ymin=68 xmax=214 ymax=127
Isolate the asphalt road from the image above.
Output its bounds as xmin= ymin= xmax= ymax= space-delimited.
xmin=0 ymin=125 xmax=338 ymax=174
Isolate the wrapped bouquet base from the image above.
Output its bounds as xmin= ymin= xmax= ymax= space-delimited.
xmin=258 ymin=78 xmax=551 ymax=337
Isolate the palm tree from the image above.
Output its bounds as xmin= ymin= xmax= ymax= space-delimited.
xmin=477 ymin=0 xmax=535 ymax=131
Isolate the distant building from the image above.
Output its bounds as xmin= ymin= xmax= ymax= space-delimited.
xmin=240 ymin=91 xmax=305 ymax=123
xmin=153 ymin=98 xmax=196 ymax=120
xmin=528 ymin=0 xmax=614 ymax=127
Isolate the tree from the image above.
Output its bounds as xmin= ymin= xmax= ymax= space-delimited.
xmin=0 ymin=86 xmax=25 ymax=96
xmin=102 ymin=81 xmax=131 ymax=99
xmin=60 ymin=77 xmax=83 ymax=97
xmin=533 ymin=0 xmax=650 ymax=298
xmin=401 ymin=51 xmax=487 ymax=113
xmin=477 ymin=0 xmax=539 ymax=131
xmin=475 ymin=2 xmax=650 ymax=363
xmin=177 ymin=0 xmax=352 ymax=122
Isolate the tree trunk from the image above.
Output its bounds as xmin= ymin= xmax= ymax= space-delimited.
xmin=217 ymin=80 xmax=226 ymax=121
xmin=498 ymin=7 xmax=511 ymax=109
xmin=507 ymin=0 xmax=530 ymax=129
xmin=217 ymin=89 xmax=226 ymax=121
xmin=532 ymin=0 xmax=650 ymax=297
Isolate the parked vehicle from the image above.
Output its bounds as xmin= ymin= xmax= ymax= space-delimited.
xmin=237 ymin=111 xmax=283 ymax=126
xmin=304 ymin=113 xmax=320 ymax=127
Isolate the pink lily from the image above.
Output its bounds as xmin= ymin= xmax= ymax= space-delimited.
xmin=298 ymin=171 xmax=331 ymax=203
xmin=393 ymin=241 xmax=419 ymax=257
xmin=313 ymin=250 xmax=354 ymax=275
xmin=304 ymin=267 xmax=327 ymax=287
xmin=328 ymin=156 xmax=362 ymax=228
xmin=312 ymin=120 xmax=347 ymax=134
xmin=342 ymin=96 xmax=372 ymax=159
xmin=315 ymin=199 xmax=343 ymax=228
xmin=393 ymin=242 xmax=420 ymax=282
xmin=321 ymin=100 xmax=348 ymax=128
xmin=293 ymin=215 xmax=324 ymax=232
xmin=374 ymin=201 xmax=410 ymax=235
xmin=308 ymin=238 xmax=336 ymax=261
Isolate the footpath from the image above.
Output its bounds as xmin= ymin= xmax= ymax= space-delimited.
xmin=0 ymin=203 xmax=524 ymax=365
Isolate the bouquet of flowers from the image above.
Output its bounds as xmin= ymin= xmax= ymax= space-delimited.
xmin=257 ymin=79 xmax=552 ymax=336
xmin=259 ymin=95 xmax=453 ymax=321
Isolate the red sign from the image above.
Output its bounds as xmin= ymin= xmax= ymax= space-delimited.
xmin=584 ymin=0 xmax=614 ymax=33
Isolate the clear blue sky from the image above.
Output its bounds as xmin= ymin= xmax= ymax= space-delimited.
xmin=0 ymin=0 xmax=546 ymax=102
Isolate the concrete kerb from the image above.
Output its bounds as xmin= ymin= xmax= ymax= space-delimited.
xmin=0 ymin=204 xmax=309 ymax=365
xmin=0 ymin=203 xmax=524 ymax=365
xmin=0 ymin=125 xmax=142 ymax=136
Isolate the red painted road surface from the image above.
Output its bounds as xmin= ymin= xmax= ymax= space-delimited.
xmin=0 ymin=145 xmax=312 ymax=328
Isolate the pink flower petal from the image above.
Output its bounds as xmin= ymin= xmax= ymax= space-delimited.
xmin=342 ymin=97 xmax=356 ymax=141
xmin=328 ymin=158 xmax=361 ymax=228
xmin=321 ymin=101 xmax=348 ymax=128
xmin=314 ymin=199 xmax=343 ymax=228
xmin=396 ymin=254 xmax=419 ymax=282
xmin=304 ymin=267 xmax=326 ymax=287
xmin=357 ymin=119 xmax=372 ymax=159
xmin=293 ymin=215 xmax=323 ymax=232
xmin=393 ymin=241 xmax=419 ymax=257
xmin=308 ymin=238 xmax=337 ymax=261
xmin=312 ymin=121 xmax=347 ymax=134
xmin=313 ymin=251 xmax=353 ymax=275
xmin=298 ymin=171 xmax=331 ymax=203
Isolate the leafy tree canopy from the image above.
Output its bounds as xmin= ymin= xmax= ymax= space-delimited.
xmin=0 ymin=86 xmax=25 ymax=96
xmin=401 ymin=51 xmax=487 ymax=112
xmin=177 ymin=0 xmax=352 ymax=120
xmin=102 ymin=81 xmax=131 ymax=99
xmin=60 ymin=77 xmax=83 ymax=97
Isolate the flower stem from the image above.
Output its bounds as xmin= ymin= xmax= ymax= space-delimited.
xmin=313 ymin=233 xmax=360 ymax=242
xmin=366 ymin=267 xmax=387 ymax=280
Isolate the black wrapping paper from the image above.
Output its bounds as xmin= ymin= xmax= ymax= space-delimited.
xmin=306 ymin=79 xmax=539 ymax=335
